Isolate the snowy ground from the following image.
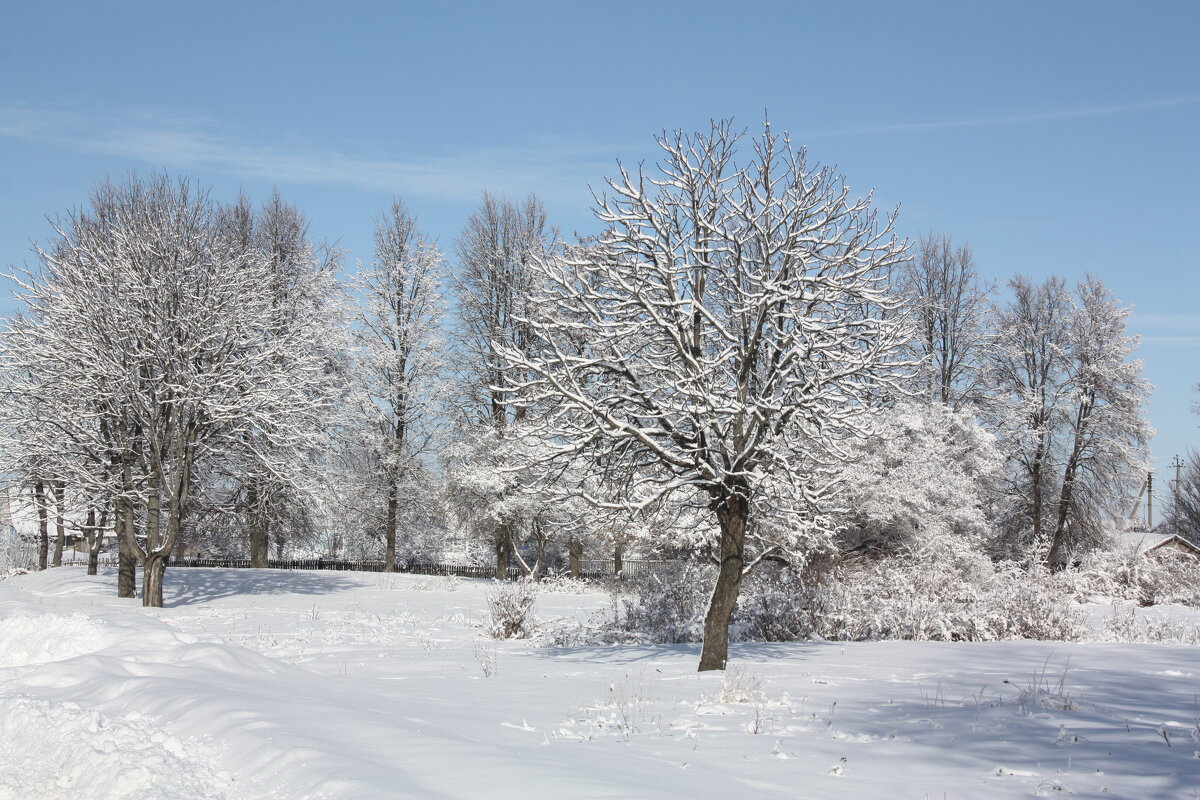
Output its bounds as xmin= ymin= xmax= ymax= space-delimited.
xmin=1 ymin=568 xmax=1197 ymax=799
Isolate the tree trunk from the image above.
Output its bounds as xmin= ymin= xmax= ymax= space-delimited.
xmin=1046 ymin=396 xmax=1094 ymax=571
xmin=512 ymin=527 xmax=546 ymax=580
xmin=494 ymin=526 xmax=512 ymax=580
xmin=248 ymin=479 xmax=268 ymax=568
xmin=613 ymin=540 xmax=624 ymax=579
xmin=384 ymin=481 xmax=398 ymax=572
xmin=249 ymin=520 xmax=268 ymax=568
xmin=119 ymin=548 xmax=137 ymax=596
xmin=249 ymin=516 xmax=268 ymax=568
xmin=85 ymin=507 xmax=100 ymax=576
xmin=699 ymin=495 xmax=748 ymax=672
xmin=143 ymin=553 xmax=166 ymax=608
xmin=528 ymin=519 xmax=546 ymax=580
xmin=116 ymin=494 xmax=137 ymax=598
xmin=533 ymin=535 xmax=545 ymax=580
xmin=172 ymin=523 xmax=188 ymax=560
xmin=142 ymin=471 xmax=162 ymax=607
xmin=34 ymin=480 xmax=49 ymax=570
xmin=51 ymin=481 xmax=66 ymax=567
xmin=1029 ymin=423 xmax=1047 ymax=553
xmin=568 ymin=536 xmax=582 ymax=578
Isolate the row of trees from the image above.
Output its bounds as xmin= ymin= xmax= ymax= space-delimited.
xmin=2 ymin=182 xmax=337 ymax=603
xmin=0 ymin=122 xmax=1162 ymax=671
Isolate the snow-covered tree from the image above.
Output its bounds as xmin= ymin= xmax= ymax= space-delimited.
xmin=350 ymin=199 xmax=446 ymax=570
xmin=497 ymin=121 xmax=911 ymax=670
xmin=230 ymin=192 xmax=345 ymax=566
xmin=837 ymin=401 xmax=1002 ymax=556
xmin=988 ymin=275 xmax=1072 ymax=557
xmin=3 ymin=175 xmax=333 ymax=606
xmin=443 ymin=426 xmax=539 ymax=575
xmin=451 ymin=192 xmax=557 ymax=577
xmin=988 ymin=275 xmax=1150 ymax=567
xmin=1044 ymin=277 xmax=1150 ymax=567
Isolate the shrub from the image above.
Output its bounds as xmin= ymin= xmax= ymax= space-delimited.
xmin=814 ymin=538 xmax=1083 ymax=642
xmin=0 ymin=538 xmax=35 ymax=579
xmin=1067 ymin=545 xmax=1200 ymax=607
xmin=1131 ymin=554 xmax=1200 ymax=607
xmin=733 ymin=562 xmax=823 ymax=642
xmin=587 ymin=535 xmax=1087 ymax=645
xmin=596 ymin=562 xmax=714 ymax=644
xmin=1098 ymin=606 xmax=1200 ymax=645
xmin=486 ymin=580 xmax=539 ymax=639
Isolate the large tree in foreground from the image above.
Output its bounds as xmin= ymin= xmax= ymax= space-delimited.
xmin=499 ymin=121 xmax=910 ymax=670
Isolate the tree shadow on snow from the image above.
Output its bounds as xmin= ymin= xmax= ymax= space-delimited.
xmin=162 ymin=567 xmax=362 ymax=608
xmin=533 ymin=640 xmax=818 ymax=666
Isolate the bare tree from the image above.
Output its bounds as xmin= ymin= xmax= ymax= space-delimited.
xmin=498 ymin=121 xmax=910 ymax=670
xmin=1167 ymin=450 xmax=1200 ymax=540
xmin=898 ymin=233 xmax=992 ymax=408
xmin=351 ymin=199 xmax=446 ymax=571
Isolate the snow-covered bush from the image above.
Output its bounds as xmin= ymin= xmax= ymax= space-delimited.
xmin=1097 ymin=607 xmax=1200 ymax=645
xmin=536 ymin=572 xmax=594 ymax=595
xmin=1132 ymin=554 xmax=1200 ymax=606
xmin=585 ymin=536 xmax=1085 ymax=646
xmin=0 ymin=535 xmax=35 ymax=579
xmin=1065 ymin=545 xmax=1200 ymax=607
xmin=733 ymin=562 xmax=825 ymax=642
xmin=486 ymin=580 xmax=539 ymax=639
xmin=599 ymin=563 xmax=714 ymax=644
xmin=816 ymin=536 xmax=1083 ymax=642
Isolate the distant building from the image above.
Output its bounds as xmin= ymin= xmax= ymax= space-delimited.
xmin=1121 ymin=531 xmax=1200 ymax=560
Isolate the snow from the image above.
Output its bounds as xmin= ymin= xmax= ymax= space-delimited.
xmin=2 ymin=568 xmax=1198 ymax=799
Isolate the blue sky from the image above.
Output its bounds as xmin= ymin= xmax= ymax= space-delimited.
xmin=1 ymin=0 xmax=1197 ymax=474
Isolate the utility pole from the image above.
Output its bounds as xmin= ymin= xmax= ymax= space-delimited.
xmin=1170 ymin=455 xmax=1184 ymax=532
xmin=1147 ymin=470 xmax=1154 ymax=530
xmin=1130 ymin=474 xmax=1147 ymax=521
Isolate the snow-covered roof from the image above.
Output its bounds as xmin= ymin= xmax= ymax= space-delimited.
xmin=1120 ymin=530 xmax=1200 ymax=557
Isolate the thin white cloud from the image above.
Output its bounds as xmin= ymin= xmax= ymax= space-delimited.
xmin=818 ymin=96 xmax=1200 ymax=138
xmin=1133 ymin=313 xmax=1200 ymax=332
xmin=1141 ymin=336 xmax=1200 ymax=347
xmin=1130 ymin=313 xmax=1200 ymax=347
xmin=0 ymin=104 xmax=619 ymax=205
